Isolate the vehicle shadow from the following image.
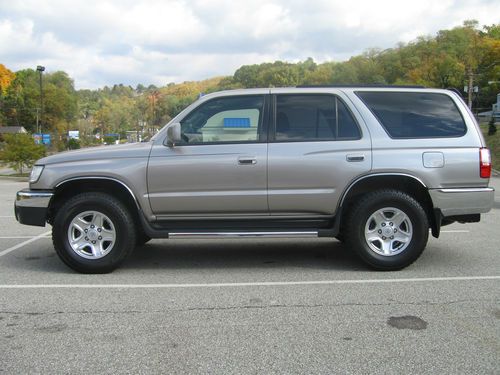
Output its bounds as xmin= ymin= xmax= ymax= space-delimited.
xmin=5 ymin=237 xmax=461 ymax=275
xmin=3 ymin=238 xmax=369 ymax=275
xmin=122 ymin=238 xmax=365 ymax=272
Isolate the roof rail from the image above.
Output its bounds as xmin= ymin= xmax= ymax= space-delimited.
xmin=296 ymin=84 xmax=426 ymax=89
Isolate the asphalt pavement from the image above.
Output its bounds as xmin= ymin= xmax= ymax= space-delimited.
xmin=0 ymin=177 xmax=499 ymax=374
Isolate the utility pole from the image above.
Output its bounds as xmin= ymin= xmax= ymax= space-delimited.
xmin=36 ymin=65 xmax=45 ymax=132
xmin=35 ymin=107 xmax=40 ymax=134
xmin=467 ymin=68 xmax=474 ymax=109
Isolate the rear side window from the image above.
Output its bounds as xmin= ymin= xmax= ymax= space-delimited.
xmin=275 ymin=95 xmax=360 ymax=141
xmin=356 ymin=92 xmax=466 ymax=138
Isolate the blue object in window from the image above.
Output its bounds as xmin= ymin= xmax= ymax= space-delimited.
xmin=224 ymin=118 xmax=251 ymax=128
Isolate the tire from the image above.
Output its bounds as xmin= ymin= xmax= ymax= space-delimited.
xmin=52 ymin=192 xmax=136 ymax=273
xmin=344 ymin=190 xmax=429 ymax=271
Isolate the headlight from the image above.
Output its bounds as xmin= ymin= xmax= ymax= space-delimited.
xmin=29 ymin=165 xmax=44 ymax=183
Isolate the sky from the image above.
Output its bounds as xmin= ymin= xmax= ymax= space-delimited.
xmin=0 ymin=0 xmax=498 ymax=89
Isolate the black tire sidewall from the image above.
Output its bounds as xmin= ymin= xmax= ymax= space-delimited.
xmin=53 ymin=193 xmax=136 ymax=273
xmin=348 ymin=191 xmax=429 ymax=270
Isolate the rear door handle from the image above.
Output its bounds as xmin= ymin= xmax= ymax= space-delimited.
xmin=238 ymin=157 xmax=257 ymax=165
xmin=346 ymin=154 xmax=365 ymax=162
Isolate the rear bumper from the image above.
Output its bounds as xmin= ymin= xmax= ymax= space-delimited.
xmin=14 ymin=189 xmax=53 ymax=227
xmin=429 ymin=187 xmax=495 ymax=217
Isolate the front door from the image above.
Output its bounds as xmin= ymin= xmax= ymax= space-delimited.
xmin=148 ymin=94 xmax=269 ymax=218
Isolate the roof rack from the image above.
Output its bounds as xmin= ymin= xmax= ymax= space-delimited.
xmin=296 ymin=84 xmax=426 ymax=89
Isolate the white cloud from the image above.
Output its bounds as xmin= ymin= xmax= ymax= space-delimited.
xmin=0 ymin=0 xmax=498 ymax=89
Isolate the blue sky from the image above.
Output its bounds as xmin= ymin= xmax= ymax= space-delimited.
xmin=0 ymin=0 xmax=498 ymax=89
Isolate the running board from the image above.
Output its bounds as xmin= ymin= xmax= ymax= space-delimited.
xmin=168 ymin=231 xmax=319 ymax=239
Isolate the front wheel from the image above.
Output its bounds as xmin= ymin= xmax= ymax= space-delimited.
xmin=345 ymin=190 xmax=429 ymax=270
xmin=52 ymin=192 xmax=136 ymax=273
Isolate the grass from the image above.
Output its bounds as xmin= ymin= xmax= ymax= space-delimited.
xmin=480 ymin=123 xmax=500 ymax=173
xmin=0 ymin=173 xmax=29 ymax=177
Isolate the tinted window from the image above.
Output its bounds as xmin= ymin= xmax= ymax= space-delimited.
xmin=180 ymin=96 xmax=264 ymax=144
xmin=275 ymin=95 xmax=360 ymax=141
xmin=356 ymin=92 xmax=466 ymax=138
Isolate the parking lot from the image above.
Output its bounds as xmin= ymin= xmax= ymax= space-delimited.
xmin=0 ymin=177 xmax=499 ymax=374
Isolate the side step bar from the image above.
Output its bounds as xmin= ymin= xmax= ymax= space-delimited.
xmin=169 ymin=231 xmax=319 ymax=239
xmin=138 ymin=213 xmax=339 ymax=239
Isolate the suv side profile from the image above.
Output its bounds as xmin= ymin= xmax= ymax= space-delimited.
xmin=15 ymin=87 xmax=494 ymax=273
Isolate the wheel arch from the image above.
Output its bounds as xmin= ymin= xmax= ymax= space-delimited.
xmin=48 ymin=177 xmax=144 ymax=230
xmin=337 ymin=173 xmax=439 ymax=237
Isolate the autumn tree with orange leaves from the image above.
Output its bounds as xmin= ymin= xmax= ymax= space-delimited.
xmin=0 ymin=64 xmax=15 ymax=95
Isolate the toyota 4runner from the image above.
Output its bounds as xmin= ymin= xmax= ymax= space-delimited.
xmin=15 ymin=86 xmax=495 ymax=273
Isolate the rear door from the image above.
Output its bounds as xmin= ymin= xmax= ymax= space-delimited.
xmin=267 ymin=90 xmax=372 ymax=216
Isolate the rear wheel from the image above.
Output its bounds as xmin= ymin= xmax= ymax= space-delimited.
xmin=345 ymin=190 xmax=429 ymax=270
xmin=52 ymin=192 xmax=136 ymax=273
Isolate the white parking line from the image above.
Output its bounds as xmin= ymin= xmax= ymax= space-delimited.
xmin=0 ymin=276 xmax=498 ymax=289
xmin=0 ymin=231 xmax=52 ymax=257
xmin=0 ymin=236 xmax=51 ymax=239
xmin=440 ymin=230 xmax=470 ymax=233
xmin=0 ymin=216 xmax=15 ymax=218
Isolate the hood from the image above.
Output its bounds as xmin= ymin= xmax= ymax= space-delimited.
xmin=37 ymin=142 xmax=153 ymax=165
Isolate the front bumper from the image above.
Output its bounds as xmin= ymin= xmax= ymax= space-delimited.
xmin=14 ymin=189 xmax=53 ymax=227
xmin=429 ymin=187 xmax=495 ymax=217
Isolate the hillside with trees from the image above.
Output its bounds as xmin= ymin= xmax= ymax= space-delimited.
xmin=0 ymin=20 xmax=499 ymax=151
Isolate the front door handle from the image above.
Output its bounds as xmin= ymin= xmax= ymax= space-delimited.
xmin=238 ymin=157 xmax=257 ymax=165
xmin=346 ymin=154 xmax=365 ymax=162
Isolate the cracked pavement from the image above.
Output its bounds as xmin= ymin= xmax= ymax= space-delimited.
xmin=0 ymin=177 xmax=499 ymax=374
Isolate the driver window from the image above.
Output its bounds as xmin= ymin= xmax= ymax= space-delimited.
xmin=180 ymin=95 xmax=264 ymax=144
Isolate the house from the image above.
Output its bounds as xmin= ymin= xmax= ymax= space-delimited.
xmin=0 ymin=126 xmax=28 ymax=134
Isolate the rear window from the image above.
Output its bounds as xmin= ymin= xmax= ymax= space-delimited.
xmin=356 ymin=92 xmax=467 ymax=138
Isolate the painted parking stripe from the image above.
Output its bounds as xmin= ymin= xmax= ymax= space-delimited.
xmin=0 ymin=276 xmax=498 ymax=289
xmin=0 ymin=236 xmax=51 ymax=239
xmin=440 ymin=230 xmax=470 ymax=233
xmin=0 ymin=231 xmax=51 ymax=257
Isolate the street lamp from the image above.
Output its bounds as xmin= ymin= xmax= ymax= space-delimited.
xmin=36 ymin=65 xmax=45 ymax=134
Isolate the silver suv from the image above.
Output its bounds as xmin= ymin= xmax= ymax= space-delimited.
xmin=15 ymin=87 xmax=495 ymax=273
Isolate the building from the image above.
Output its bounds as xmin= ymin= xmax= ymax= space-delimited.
xmin=0 ymin=126 xmax=27 ymax=134
xmin=0 ymin=126 xmax=28 ymax=141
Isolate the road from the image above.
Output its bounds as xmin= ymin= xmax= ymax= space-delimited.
xmin=0 ymin=177 xmax=499 ymax=374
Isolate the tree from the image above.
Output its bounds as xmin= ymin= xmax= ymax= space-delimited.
xmin=1 ymin=69 xmax=78 ymax=133
xmin=67 ymin=138 xmax=81 ymax=150
xmin=0 ymin=134 xmax=46 ymax=174
xmin=303 ymin=62 xmax=336 ymax=85
xmin=0 ymin=64 xmax=15 ymax=95
xmin=1 ymin=69 xmax=40 ymax=130
xmin=436 ymin=20 xmax=484 ymax=107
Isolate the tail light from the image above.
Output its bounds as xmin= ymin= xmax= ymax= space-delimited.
xmin=479 ymin=148 xmax=491 ymax=178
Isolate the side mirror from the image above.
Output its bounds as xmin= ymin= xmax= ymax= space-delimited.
xmin=166 ymin=123 xmax=181 ymax=147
